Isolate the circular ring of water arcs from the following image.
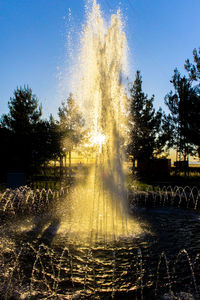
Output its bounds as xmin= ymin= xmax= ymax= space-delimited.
xmin=0 ymin=185 xmax=200 ymax=299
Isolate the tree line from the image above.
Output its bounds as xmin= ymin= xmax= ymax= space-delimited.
xmin=0 ymin=89 xmax=84 ymax=181
xmin=0 ymin=48 xmax=200 ymax=181
xmin=128 ymin=48 xmax=200 ymax=167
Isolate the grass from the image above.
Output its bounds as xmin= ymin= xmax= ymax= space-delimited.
xmin=126 ymin=175 xmax=156 ymax=191
xmin=127 ymin=171 xmax=200 ymax=191
xmin=1 ymin=165 xmax=200 ymax=193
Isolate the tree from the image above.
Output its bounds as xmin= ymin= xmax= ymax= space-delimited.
xmin=185 ymin=48 xmax=200 ymax=85
xmin=1 ymin=85 xmax=42 ymax=134
xmin=128 ymin=71 xmax=167 ymax=167
xmin=58 ymin=93 xmax=85 ymax=172
xmin=0 ymin=86 xmax=42 ymax=173
xmin=0 ymin=86 xmax=60 ymax=175
xmin=184 ymin=48 xmax=200 ymax=157
xmin=184 ymin=88 xmax=200 ymax=158
xmin=0 ymin=125 xmax=13 ymax=181
xmin=164 ymin=69 xmax=200 ymax=161
xmin=32 ymin=115 xmax=61 ymax=168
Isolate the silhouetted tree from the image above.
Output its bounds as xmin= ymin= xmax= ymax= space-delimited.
xmin=0 ymin=126 xmax=13 ymax=181
xmin=164 ymin=69 xmax=200 ymax=160
xmin=185 ymin=48 xmax=200 ymax=85
xmin=128 ymin=71 xmax=167 ymax=168
xmin=32 ymin=115 xmax=61 ymax=168
xmin=58 ymin=93 xmax=85 ymax=171
xmin=184 ymin=48 xmax=200 ymax=157
xmin=184 ymin=88 xmax=200 ymax=158
xmin=1 ymin=86 xmax=42 ymax=134
xmin=0 ymin=86 xmax=41 ymax=173
xmin=0 ymin=86 xmax=60 ymax=175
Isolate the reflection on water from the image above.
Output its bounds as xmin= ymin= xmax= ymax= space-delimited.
xmin=0 ymin=205 xmax=200 ymax=299
xmin=0 ymin=184 xmax=200 ymax=298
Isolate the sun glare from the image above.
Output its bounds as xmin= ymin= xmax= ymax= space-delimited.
xmin=90 ymin=132 xmax=106 ymax=151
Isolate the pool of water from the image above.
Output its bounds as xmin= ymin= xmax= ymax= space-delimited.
xmin=0 ymin=206 xmax=200 ymax=299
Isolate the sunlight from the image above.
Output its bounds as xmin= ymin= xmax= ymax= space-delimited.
xmin=89 ymin=132 xmax=106 ymax=151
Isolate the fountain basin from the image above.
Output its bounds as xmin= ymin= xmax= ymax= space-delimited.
xmin=0 ymin=196 xmax=200 ymax=299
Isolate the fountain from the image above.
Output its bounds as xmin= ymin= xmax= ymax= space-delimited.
xmin=55 ymin=0 xmax=142 ymax=245
xmin=0 ymin=1 xmax=200 ymax=299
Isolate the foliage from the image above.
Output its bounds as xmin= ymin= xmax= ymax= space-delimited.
xmin=185 ymin=48 xmax=200 ymax=85
xmin=184 ymin=47 xmax=200 ymax=157
xmin=1 ymin=85 xmax=42 ymax=134
xmin=0 ymin=86 xmax=60 ymax=176
xmin=128 ymin=71 xmax=167 ymax=162
xmin=32 ymin=115 xmax=61 ymax=166
xmin=165 ymin=68 xmax=200 ymax=159
xmin=58 ymin=93 xmax=85 ymax=155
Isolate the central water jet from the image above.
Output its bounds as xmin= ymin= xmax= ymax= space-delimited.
xmin=57 ymin=0 xmax=141 ymax=244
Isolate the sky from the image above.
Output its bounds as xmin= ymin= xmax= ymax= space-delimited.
xmin=0 ymin=0 xmax=200 ymax=119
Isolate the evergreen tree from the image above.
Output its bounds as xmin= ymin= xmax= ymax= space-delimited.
xmin=0 ymin=86 xmax=60 ymax=174
xmin=164 ymin=69 xmax=199 ymax=160
xmin=0 ymin=125 xmax=13 ymax=181
xmin=185 ymin=48 xmax=200 ymax=85
xmin=58 ymin=93 xmax=85 ymax=169
xmin=1 ymin=85 xmax=42 ymax=134
xmin=128 ymin=71 xmax=166 ymax=166
xmin=32 ymin=116 xmax=61 ymax=168
xmin=0 ymin=86 xmax=42 ymax=173
xmin=184 ymin=48 xmax=200 ymax=157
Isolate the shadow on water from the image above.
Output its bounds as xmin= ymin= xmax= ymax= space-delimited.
xmin=39 ymin=218 xmax=60 ymax=246
xmin=20 ymin=214 xmax=61 ymax=247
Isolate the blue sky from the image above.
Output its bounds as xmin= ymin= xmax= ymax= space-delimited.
xmin=0 ymin=0 xmax=200 ymax=119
